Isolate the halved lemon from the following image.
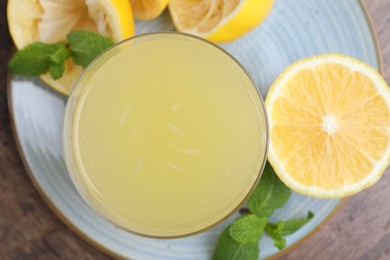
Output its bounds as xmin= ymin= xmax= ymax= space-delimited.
xmin=130 ymin=0 xmax=169 ymax=20
xmin=266 ymin=54 xmax=390 ymax=198
xmin=168 ymin=0 xmax=274 ymax=43
xmin=7 ymin=0 xmax=135 ymax=95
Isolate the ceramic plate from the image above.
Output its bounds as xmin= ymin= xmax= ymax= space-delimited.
xmin=9 ymin=0 xmax=381 ymax=259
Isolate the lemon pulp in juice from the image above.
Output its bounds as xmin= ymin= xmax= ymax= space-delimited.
xmin=68 ymin=34 xmax=267 ymax=237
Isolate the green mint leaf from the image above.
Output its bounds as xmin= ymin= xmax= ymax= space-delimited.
xmin=8 ymin=30 xmax=112 ymax=79
xmin=279 ymin=211 xmax=314 ymax=235
xmin=273 ymin=235 xmax=286 ymax=250
xmin=49 ymin=62 xmax=65 ymax=80
xmin=271 ymin=211 xmax=314 ymax=236
xmin=248 ymin=162 xmax=291 ymax=217
xmin=265 ymin=211 xmax=314 ymax=250
xmin=67 ymin=30 xmax=114 ymax=68
xmin=230 ymin=214 xmax=267 ymax=244
xmin=8 ymin=42 xmax=67 ymax=77
xmin=49 ymin=43 xmax=70 ymax=63
xmin=264 ymin=223 xmax=286 ymax=250
xmin=212 ymin=225 xmax=259 ymax=260
xmin=48 ymin=42 xmax=69 ymax=79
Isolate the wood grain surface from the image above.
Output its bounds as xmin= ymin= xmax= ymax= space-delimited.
xmin=0 ymin=0 xmax=389 ymax=259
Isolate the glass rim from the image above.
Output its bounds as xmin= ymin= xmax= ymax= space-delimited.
xmin=63 ymin=31 xmax=270 ymax=239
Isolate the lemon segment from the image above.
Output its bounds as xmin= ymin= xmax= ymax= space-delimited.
xmin=7 ymin=0 xmax=135 ymax=95
xmin=266 ymin=54 xmax=390 ymax=198
xmin=130 ymin=0 xmax=169 ymax=21
xmin=168 ymin=0 xmax=274 ymax=43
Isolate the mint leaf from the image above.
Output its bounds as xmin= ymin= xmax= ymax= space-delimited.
xmin=272 ymin=234 xmax=286 ymax=250
xmin=67 ymin=30 xmax=114 ymax=67
xmin=48 ymin=43 xmax=69 ymax=79
xmin=49 ymin=43 xmax=70 ymax=63
xmin=265 ymin=211 xmax=314 ymax=250
xmin=230 ymin=214 xmax=267 ymax=244
xmin=278 ymin=211 xmax=314 ymax=235
xmin=265 ymin=222 xmax=286 ymax=250
xmin=212 ymin=225 xmax=259 ymax=260
xmin=248 ymin=163 xmax=291 ymax=217
xmin=8 ymin=42 xmax=67 ymax=77
xmin=8 ymin=30 xmax=114 ymax=80
xmin=268 ymin=211 xmax=314 ymax=236
xmin=49 ymin=62 xmax=65 ymax=80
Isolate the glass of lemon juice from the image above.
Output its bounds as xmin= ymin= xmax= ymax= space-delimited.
xmin=63 ymin=32 xmax=268 ymax=238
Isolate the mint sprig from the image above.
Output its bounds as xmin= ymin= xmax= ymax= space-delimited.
xmin=8 ymin=30 xmax=114 ymax=79
xmin=265 ymin=211 xmax=314 ymax=250
xmin=212 ymin=163 xmax=314 ymax=260
xmin=8 ymin=42 xmax=69 ymax=79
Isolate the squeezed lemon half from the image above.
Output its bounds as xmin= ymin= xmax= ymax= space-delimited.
xmin=168 ymin=0 xmax=274 ymax=43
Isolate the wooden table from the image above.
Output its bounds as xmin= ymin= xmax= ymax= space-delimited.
xmin=0 ymin=0 xmax=389 ymax=259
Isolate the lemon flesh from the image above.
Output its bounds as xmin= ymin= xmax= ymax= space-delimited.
xmin=266 ymin=54 xmax=390 ymax=198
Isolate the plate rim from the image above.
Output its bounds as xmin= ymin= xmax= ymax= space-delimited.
xmin=6 ymin=0 xmax=384 ymax=259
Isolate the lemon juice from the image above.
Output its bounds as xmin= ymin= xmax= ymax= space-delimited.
xmin=64 ymin=33 xmax=268 ymax=237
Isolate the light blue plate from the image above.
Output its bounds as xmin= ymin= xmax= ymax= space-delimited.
xmin=9 ymin=0 xmax=381 ymax=259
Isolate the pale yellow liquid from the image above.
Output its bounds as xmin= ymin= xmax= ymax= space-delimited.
xmin=69 ymin=34 xmax=267 ymax=237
